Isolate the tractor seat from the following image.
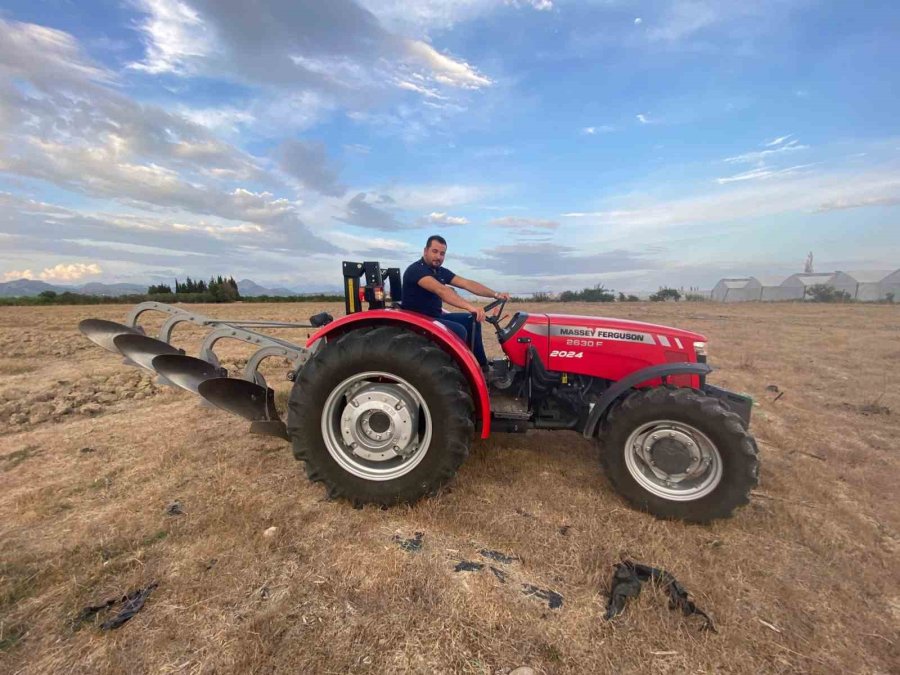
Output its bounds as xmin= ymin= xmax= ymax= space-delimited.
xmin=309 ymin=312 xmax=333 ymax=327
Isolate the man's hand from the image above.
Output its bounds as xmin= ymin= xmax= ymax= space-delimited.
xmin=494 ymin=291 xmax=510 ymax=301
xmin=470 ymin=305 xmax=486 ymax=323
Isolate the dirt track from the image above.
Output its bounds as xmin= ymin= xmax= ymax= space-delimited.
xmin=1 ymin=301 xmax=898 ymax=674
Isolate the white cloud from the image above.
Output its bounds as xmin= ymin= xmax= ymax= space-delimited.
xmin=562 ymin=170 xmax=900 ymax=232
xmin=4 ymin=262 xmax=103 ymax=282
xmin=716 ymin=163 xmax=815 ymax=184
xmin=406 ymin=40 xmax=492 ymax=89
xmin=388 ymin=183 xmax=503 ymax=210
xmin=178 ymin=106 xmax=256 ymax=134
xmin=724 ymin=138 xmax=808 ymax=164
xmin=521 ymin=0 xmax=554 ymax=10
xmin=0 ymin=19 xmax=341 ymax=255
xmin=129 ymin=0 xmax=492 ymax=102
xmin=634 ymin=17 xmax=643 ymax=25
xmin=396 ymin=79 xmax=443 ymax=98
xmin=0 ymin=19 xmax=111 ymax=86
xmin=489 ymin=216 xmax=559 ymax=229
xmin=582 ymin=125 xmax=615 ymax=135
xmin=423 ymin=211 xmax=470 ymax=225
xmin=636 ymin=113 xmax=652 ymax=124
xmin=817 ymin=193 xmax=900 ymax=212
xmin=358 ymin=0 xmax=552 ymax=33
xmin=460 ymin=242 xmax=655 ymax=278
xmin=765 ymin=134 xmax=793 ymax=147
xmin=129 ymin=0 xmax=214 ymax=75
xmin=326 ymin=230 xmax=414 ymax=254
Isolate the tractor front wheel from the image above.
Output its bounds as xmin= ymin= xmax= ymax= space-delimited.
xmin=288 ymin=326 xmax=474 ymax=505
xmin=598 ymin=386 xmax=759 ymax=523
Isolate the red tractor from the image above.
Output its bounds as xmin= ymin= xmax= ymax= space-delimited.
xmin=80 ymin=261 xmax=758 ymax=523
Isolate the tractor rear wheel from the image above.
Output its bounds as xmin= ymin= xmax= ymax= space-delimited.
xmin=598 ymin=386 xmax=758 ymax=523
xmin=288 ymin=326 xmax=474 ymax=505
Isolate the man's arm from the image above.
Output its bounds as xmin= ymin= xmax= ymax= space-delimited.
xmin=418 ymin=276 xmax=487 ymax=322
xmin=449 ymin=275 xmax=509 ymax=301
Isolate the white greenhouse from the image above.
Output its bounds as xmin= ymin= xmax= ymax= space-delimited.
xmin=710 ymin=278 xmax=755 ymax=302
xmin=830 ymin=270 xmax=897 ymax=301
xmin=780 ymin=273 xmax=835 ymax=299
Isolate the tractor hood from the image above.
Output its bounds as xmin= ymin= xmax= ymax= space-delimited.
xmin=544 ymin=314 xmax=707 ymax=344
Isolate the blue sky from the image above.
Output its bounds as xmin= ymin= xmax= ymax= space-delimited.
xmin=1 ymin=0 xmax=898 ymax=292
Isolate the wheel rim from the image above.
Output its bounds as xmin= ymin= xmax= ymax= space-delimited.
xmin=321 ymin=371 xmax=432 ymax=481
xmin=623 ymin=420 xmax=723 ymax=501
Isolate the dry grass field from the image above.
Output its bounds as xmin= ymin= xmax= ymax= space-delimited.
xmin=1 ymin=301 xmax=898 ymax=674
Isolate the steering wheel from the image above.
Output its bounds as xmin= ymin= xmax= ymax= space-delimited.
xmin=482 ymin=297 xmax=507 ymax=328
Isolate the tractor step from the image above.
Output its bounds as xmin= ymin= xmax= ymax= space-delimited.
xmin=490 ymin=393 xmax=531 ymax=420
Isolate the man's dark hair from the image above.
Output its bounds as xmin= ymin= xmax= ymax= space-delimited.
xmin=425 ymin=234 xmax=447 ymax=248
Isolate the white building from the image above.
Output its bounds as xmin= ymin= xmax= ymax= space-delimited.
xmin=711 ymin=278 xmax=755 ymax=302
xmin=711 ymin=269 xmax=899 ymax=302
xmin=780 ymin=273 xmax=835 ymax=300
xmin=881 ymin=269 xmax=900 ymax=301
xmin=830 ymin=270 xmax=896 ymax=301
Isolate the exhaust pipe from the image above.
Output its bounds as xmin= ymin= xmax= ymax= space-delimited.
xmin=197 ymin=378 xmax=289 ymax=441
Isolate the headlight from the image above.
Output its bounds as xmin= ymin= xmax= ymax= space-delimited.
xmin=693 ymin=341 xmax=707 ymax=357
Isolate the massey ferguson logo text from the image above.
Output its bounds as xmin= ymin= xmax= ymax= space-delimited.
xmin=553 ymin=326 xmax=654 ymax=343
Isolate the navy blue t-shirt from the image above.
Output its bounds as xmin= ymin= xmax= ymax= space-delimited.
xmin=402 ymin=258 xmax=456 ymax=317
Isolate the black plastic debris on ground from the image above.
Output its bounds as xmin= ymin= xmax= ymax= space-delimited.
xmin=479 ymin=549 xmax=518 ymax=564
xmin=558 ymin=525 xmax=571 ymax=536
xmin=76 ymin=582 xmax=159 ymax=630
xmin=522 ymin=584 xmax=563 ymax=609
xmin=165 ymin=500 xmax=184 ymax=516
xmin=489 ymin=566 xmax=508 ymax=583
xmin=604 ymin=560 xmax=716 ymax=632
xmin=454 ymin=560 xmax=484 ymax=572
xmin=79 ymin=446 xmax=95 ymax=453
xmin=393 ymin=532 xmax=424 ymax=553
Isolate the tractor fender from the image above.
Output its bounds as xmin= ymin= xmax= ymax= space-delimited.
xmin=306 ymin=310 xmax=491 ymax=438
xmin=582 ymin=362 xmax=713 ymax=438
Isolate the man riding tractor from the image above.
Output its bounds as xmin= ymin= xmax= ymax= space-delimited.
xmin=401 ymin=234 xmax=509 ymax=372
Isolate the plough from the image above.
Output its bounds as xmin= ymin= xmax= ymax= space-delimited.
xmin=79 ymin=301 xmax=333 ymax=440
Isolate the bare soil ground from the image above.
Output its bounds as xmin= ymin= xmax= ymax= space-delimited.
xmin=1 ymin=301 xmax=898 ymax=674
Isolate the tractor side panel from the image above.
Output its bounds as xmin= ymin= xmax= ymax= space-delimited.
xmin=306 ymin=310 xmax=491 ymax=438
xmin=543 ymin=314 xmax=706 ymax=384
xmin=502 ymin=313 xmax=550 ymax=367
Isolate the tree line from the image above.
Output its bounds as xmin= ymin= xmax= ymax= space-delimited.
xmin=512 ymin=285 xmax=707 ymax=303
xmin=148 ymin=275 xmax=240 ymax=301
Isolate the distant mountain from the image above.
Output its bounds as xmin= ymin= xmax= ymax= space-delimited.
xmin=0 ymin=279 xmax=63 ymax=297
xmin=0 ymin=279 xmax=148 ymax=298
xmin=0 ymin=277 xmax=340 ymax=299
xmin=236 ymin=279 xmax=298 ymax=297
xmin=77 ymin=282 xmax=148 ymax=296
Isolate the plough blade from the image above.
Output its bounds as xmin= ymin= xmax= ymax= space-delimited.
xmin=78 ymin=319 xmax=143 ymax=354
xmin=151 ymin=354 xmax=224 ymax=395
xmin=112 ymin=334 xmax=183 ymax=380
xmin=197 ymin=377 xmax=289 ymax=441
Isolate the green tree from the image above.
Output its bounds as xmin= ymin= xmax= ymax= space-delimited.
xmin=805 ymin=284 xmax=852 ymax=303
xmin=650 ymin=287 xmax=681 ymax=302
